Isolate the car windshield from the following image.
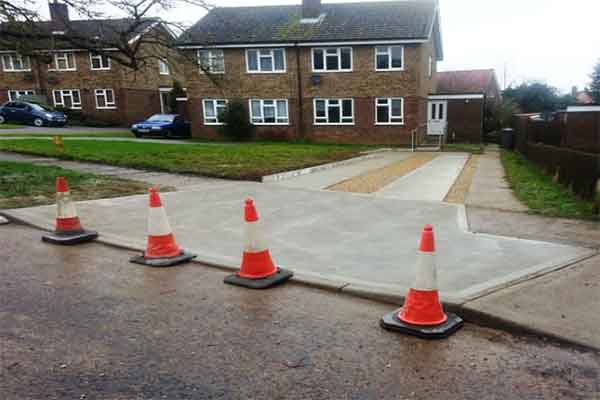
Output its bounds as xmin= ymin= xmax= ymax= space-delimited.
xmin=147 ymin=114 xmax=175 ymax=122
xmin=30 ymin=103 xmax=55 ymax=112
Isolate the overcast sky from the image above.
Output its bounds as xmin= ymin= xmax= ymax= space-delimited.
xmin=37 ymin=0 xmax=600 ymax=93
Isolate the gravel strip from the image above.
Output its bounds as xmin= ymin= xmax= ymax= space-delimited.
xmin=326 ymin=153 xmax=437 ymax=193
xmin=445 ymin=154 xmax=480 ymax=203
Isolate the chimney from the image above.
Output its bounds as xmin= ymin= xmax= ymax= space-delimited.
xmin=302 ymin=0 xmax=322 ymax=19
xmin=49 ymin=1 xmax=69 ymax=29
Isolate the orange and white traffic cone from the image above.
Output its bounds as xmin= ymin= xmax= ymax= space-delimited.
xmin=224 ymin=197 xmax=293 ymax=289
xmin=130 ymin=187 xmax=196 ymax=267
xmin=380 ymin=225 xmax=463 ymax=339
xmin=42 ymin=177 xmax=98 ymax=245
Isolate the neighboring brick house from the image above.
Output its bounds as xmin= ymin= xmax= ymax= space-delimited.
xmin=0 ymin=2 xmax=183 ymax=126
xmin=177 ymin=0 xmax=442 ymax=144
xmin=432 ymin=69 xmax=502 ymax=143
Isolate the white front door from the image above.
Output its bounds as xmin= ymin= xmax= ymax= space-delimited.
xmin=427 ymin=100 xmax=447 ymax=136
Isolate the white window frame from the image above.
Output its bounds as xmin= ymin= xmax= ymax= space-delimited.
xmin=52 ymin=89 xmax=82 ymax=110
xmin=49 ymin=51 xmax=77 ymax=71
xmin=95 ymin=89 xmax=116 ymax=110
xmin=249 ymin=99 xmax=289 ymax=125
xmin=89 ymin=52 xmax=111 ymax=70
xmin=1 ymin=54 xmax=31 ymax=72
xmin=374 ymin=45 xmax=404 ymax=71
xmin=197 ymin=49 xmax=225 ymax=74
xmin=158 ymin=59 xmax=170 ymax=75
xmin=202 ymin=99 xmax=228 ymax=125
xmin=313 ymin=98 xmax=354 ymax=125
xmin=245 ymin=49 xmax=286 ymax=73
xmin=375 ymin=97 xmax=404 ymax=125
xmin=312 ymin=47 xmax=353 ymax=72
xmin=8 ymin=90 xmax=35 ymax=101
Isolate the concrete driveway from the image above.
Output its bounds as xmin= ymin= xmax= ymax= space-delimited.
xmin=0 ymin=125 xmax=128 ymax=134
xmin=5 ymin=180 xmax=593 ymax=306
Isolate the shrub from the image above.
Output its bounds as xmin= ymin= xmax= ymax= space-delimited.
xmin=218 ymin=100 xmax=254 ymax=141
xmin=168 ymin=80 xmax=186 ymax=113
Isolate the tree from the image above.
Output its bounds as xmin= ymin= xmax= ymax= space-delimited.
xmin=168 ymin=80 xmax=186 ymax=113
xmin=503 ymin=82 xmax=560 ymax=113
xmin=0 ymin=0 xmax=210 ymax=71
xmin=590 ymin=59 xmax=600 ymax=104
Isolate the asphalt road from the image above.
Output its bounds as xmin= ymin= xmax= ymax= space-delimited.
xmin=1 ymin=223 xmax=599 ymax=400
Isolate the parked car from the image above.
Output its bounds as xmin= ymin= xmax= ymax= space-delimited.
xmin=131 ymin=114 xmax=191 ymax=138
xmin=0 ymin=101 xmax=67 ymax=127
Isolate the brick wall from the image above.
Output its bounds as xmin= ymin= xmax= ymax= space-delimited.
xmin=184 ymin=40 xmax=437 ymax=144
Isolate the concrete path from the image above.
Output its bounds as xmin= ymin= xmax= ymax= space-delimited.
xmin=271 ymin=151 xmax=414 ymax=190
xmin=465 ymin=146 xmax=528 ymax=212
xmin=376 ymin=153 xmax=469 ymax=201
xmin=5 ymin=181 xmax=593 ymax=306
xmin=0 ymin=125 xmax=127 ymax=134
xmin=0 ymin=136 xmax=200 ymax=145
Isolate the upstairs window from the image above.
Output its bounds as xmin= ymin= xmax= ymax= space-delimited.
xmin=312 ymin=48 xmax=352 ymax=72
xmin=8 ymin=90 xmax=35 ymax=101
xmin=246 ymin=49 xmax=285 ymax=73
xmin=53 ymin=89 xmax=81 ymax=109
xmin=95 ymin=89 xmax=116 ymax=109
xmin=50 ymin=52 xmax=76 ymax=71
xmin=1 ymin=54 xmax=31 ymax=72
xmin=249 ymin=99 xmax=289 ymax=125
xmin=158 ymin=59 xmax=170 ymax=75
xmin=314 ymin=99 xmax=354 ymax=125
xmin=198 ymin=50 xmax=224 ymax=73
xmin=375 ymin=45 xmax=404 ymax=71
xmin=90 ymin=53 xmax=111 ymax=70
xmin=375 ymin=98 xmax=404 ymax=125
xmin=203 ymin=99 xmax=227 ymax=125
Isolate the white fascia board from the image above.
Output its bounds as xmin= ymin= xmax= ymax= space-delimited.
xmin=178 ymin=39 xmax=427 ymax=50
xmin=567 ymin=106 xmax=600 ymax=112
xmin=428 ymin=94 xmax=485 ymax=100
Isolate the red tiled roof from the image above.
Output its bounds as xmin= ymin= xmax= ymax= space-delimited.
xmin=436 ymin=69 xmax=496 ymax=94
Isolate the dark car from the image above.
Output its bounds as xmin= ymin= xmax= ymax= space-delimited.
xmin=0 ymin=101 xmax=67 ymax=127
xmin=131 ymin=114 xmax=191 ymax=138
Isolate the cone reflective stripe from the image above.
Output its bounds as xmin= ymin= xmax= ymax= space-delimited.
xmin=42 ymin=177 xmax=98 ymax=245
xmin=130 ymin=188 xmax=196 ymax=267
xmin=380 ymin=224 xmax=463 ymax=339
xmin=224 ymin=198 xmax=293 ymax=289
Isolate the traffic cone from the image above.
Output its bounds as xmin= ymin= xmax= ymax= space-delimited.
xmin=42 ymin=177 xmax=98 ymax=245
xmin=130 ymin=187 xmax=196 ymax=267
xmin=224 ymin=197 xmax=293 ymax=289
xmin=380 ymin=225 xmax=463 ymax=339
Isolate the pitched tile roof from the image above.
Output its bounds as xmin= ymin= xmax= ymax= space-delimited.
xmin=179 ymin=1 xmax=439 ymax=46
xmin=436 ymin=69 xmax=497 ymax=94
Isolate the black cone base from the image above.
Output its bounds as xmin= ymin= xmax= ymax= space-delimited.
xmin=224 ymin=268 xmax=293 ymax=289
xmin=130 ymin=251 xmax=196 ymax=268
xmin=42 ymin=229 xmax=98 ymax=245
xmin=380 ymin=308 xmax=463 ymax=339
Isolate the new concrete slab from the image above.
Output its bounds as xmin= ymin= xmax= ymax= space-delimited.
xmin=5 ymin=182 xmax=593 ymax=304
xmin=377 ymin=153 xmax=469 ymax=201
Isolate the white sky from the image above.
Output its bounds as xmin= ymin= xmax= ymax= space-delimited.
xmin=34 ymin=0 xmax=600 ymax=93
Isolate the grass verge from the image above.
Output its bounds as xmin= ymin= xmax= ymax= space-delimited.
xmin=0 ymin=161 xmax=151 ymax=209
xmin=444 ymin=143 xmax=485 ymax=154
xmin=500 ymin=150 xmax=596 ymax=219
xmin=0 ymin=140 xmax=368 ymax=180
xmin=0 ymin=130 xmax=133 ymax=137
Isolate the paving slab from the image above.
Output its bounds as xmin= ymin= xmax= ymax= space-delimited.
xmin=376 ymin=153 xmax=469 ymax=201
xmin=5 ymin=182 xmax=593 ymax=304
xmin=463 ymin=254 xmax=600 ymax=350
xmin=270 ymin=151 xmax=414 ymax=190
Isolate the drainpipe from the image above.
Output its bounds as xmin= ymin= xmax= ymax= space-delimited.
xmin=295 ymin=44 xmax=304 ymax=140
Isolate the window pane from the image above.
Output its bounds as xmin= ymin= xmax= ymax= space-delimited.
xmin=54 ymin=91 xmax=61 ymax=104
xmin=204 ymin=101 xmax=215 ymax=117
xmin=377 ymin=105 xmax=388 ymax=123
xmin=273 ymin=49 xmax=284 ymax=70
xmin=214 ymin=51 xmax=224 ymax=72
xmin=431 ymin=103 xmax=436 ymax=119
xmin=326 ymin=53 xmax=338 ymax=70
xmin=259 ymin=55 xmax=272 ymax=71
xmin=376 ymin=54 xmax=388 ymax=70
xmin=342 ymin=100 xmax=352 ymax=117
xmin=315 ymin=100 xmax=325 ymax=117
xmin=328 ymin=104 xmax=340 ymax=123
xmin=72 ymin=91 xmax=80 ymax=103
xmin=438 ymin=103 xmax=444 ymax=119
xmin=264 ymin=105 xmax=275 ymax=123
xmin=247 ymin=50 xmax=258 ymax=71
xmin=313 ymin=49 xmax=324 ymax=70
xmin=277 ymin=101 xmax=287 ymax=117
xmin=106 ymin=90 xmax=114 ymax=103
xmin=97 ymin=94 xmax=106 ymax=108
xmin=391 ymin=46 xmax=403 ymax=68
xmin=391 ymin=99 xmax=402 ymax=117
xmin=340 ymin=48 xmax=351 ymax=69
xmin=251 ymin=100 xmax=261 ymax=118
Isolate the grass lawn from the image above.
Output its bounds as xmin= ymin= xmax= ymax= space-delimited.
xmin=0 ymin=161 xmax=152 ymax=209
xmin=501 ymin=150 xmax=597 ymax=219
xmin=0 ymin=130 xmax=134 ymax=137
xmin=0 ymin=140 xmax=369 ymax=180
xmin=444 ymin=143 xmax=485 ymax=154
xmin=0 ymin=123 xmax=26 ymax=130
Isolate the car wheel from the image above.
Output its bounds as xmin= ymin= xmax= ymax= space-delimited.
xmin=164 ymin=129 xmax=174 ymax=139
xmin=0 ymin=115 xmax=5 ymax=124
xmin=33 ymin=118 xmax=44 ymax=127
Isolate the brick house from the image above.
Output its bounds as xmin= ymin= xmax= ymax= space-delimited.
xmin=177 ymin=0 xmax=442 ymax=144
xmin=0 ymin=2 xmax=183 ymax=126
